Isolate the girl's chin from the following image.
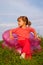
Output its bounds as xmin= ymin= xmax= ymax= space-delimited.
xmin=19 ymin=26 xmax=22 ymax=28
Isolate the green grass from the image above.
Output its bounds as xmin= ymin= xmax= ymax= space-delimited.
xmin=0 ymin=38 xmax=43 ymax=65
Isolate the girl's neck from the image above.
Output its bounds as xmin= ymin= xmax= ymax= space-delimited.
xmin=21 ymin=25 xmax=27 ymax=29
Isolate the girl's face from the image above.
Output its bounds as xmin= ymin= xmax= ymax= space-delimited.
xmin=18 ymin=19 xmax=26 ymax=27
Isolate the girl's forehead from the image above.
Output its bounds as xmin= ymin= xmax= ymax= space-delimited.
xmin=18 ymin=18 xmax=22 ymax=21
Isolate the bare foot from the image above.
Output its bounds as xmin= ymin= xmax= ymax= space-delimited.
xmin=20 ymin=53 xmax=25 ymax=59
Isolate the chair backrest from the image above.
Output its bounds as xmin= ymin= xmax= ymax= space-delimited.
xmin=2 ymin=30 xmax=18 ymax=46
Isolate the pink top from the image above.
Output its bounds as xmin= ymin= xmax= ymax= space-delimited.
xmin=11 ymin=27 xmax=36 ymax=40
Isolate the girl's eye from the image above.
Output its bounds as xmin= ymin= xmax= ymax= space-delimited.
xmin=18 ymin=21 xmax=20 ymax=22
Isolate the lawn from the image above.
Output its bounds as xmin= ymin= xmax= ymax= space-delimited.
xmin=0 ymin=38 xmax=43 ymax=65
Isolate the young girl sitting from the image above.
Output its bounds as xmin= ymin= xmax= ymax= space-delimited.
xmin=10 ymin=16 xmax=41 ymax=59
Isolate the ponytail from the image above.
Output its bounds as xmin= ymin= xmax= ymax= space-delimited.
xmin=27 ymin=20 xmax=31 ymax=26
xmin=25 ymin=17 xmax=31 ymax=26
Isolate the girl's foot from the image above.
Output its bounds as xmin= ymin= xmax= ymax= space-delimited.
xmin=25 ymin=54 xmax=32 ymax=60
xmin=20 ymin=53 xmax=25 ymax=59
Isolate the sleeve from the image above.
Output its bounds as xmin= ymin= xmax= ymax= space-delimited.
xmin=29 ymin=27 xmax=36 ymax=33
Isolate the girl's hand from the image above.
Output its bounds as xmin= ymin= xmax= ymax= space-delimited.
xmin=10 ymin=30 xmax=14 ymax=40
xmin=35 ymin=36 xmax=41 ymax=41
xmin=37 ymin=37 xmax=41 ymax=41
xmin=10 ymin=35 xmax=14 ymax=40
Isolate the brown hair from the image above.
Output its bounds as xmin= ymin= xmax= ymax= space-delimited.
xmin=17 ymin=16 xmax=31 ymax=26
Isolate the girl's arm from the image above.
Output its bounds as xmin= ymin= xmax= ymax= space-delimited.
xmin=29 ymin=27 xmax=41 ymax=40
xmin=10 ymin=29 xmax=15 ymax=39
xmin=30 ymin=27 xmax=38 ymax=38
xmin=10 ymin=28 xmax=17 ymax=39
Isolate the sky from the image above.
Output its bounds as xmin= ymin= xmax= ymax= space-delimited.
xmin=0 ymin=0 xmax=43 ymax=40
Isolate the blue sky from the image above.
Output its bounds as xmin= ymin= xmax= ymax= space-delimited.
xmin=0 ymin=0 xmax=43 ymax=40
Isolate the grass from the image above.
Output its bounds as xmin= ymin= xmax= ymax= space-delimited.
xmin=0 ymin=38 xmax=43 ymax=65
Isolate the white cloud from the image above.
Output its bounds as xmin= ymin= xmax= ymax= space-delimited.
xmin=0 ymin=0 xmax=43 ymax=26
xmin=0 ymin=23 xmax=17 ymax=27
xmin=0 ymin=0 xmax=43 ymax=40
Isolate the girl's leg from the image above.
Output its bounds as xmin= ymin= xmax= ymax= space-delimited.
xmin=18 ymin=39 xmax=32 ymax=59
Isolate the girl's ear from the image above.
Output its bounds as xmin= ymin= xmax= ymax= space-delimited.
xmin=25 ymin=21 xmax=27 ymax=25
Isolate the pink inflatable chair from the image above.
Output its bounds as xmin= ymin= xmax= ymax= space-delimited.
xmin=29 ymin=33 xmax=41 ymax=52
xmin=2 ymin=30 xmax=41 ymax=54
xmin=2 ymin=30 xmax=22 ymax=53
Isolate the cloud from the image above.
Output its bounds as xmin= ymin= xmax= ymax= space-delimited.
xmin=0 ymin=0 xmax=43 ymax=19
xmin=0 ymin=23 xmax=17 ymax=27
xmin=0 ymin=0 xmax=43 ymax=26
xmin=0 ymin=0 xmax=43 ymax=40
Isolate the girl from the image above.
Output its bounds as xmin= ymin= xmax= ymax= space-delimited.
xmin=10 ymin=16 xmax=39 ymax=59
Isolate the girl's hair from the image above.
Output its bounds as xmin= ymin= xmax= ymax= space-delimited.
xmin=17 ymin=16 xmax=31 ymax=26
